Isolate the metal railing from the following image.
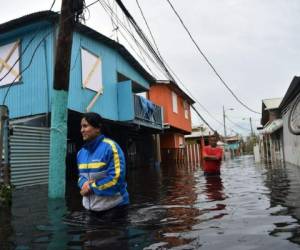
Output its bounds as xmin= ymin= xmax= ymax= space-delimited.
xmin=133 ymin=95 xmax=163 ymax=129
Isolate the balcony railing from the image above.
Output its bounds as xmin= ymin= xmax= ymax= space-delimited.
xmin=133 ymin=95 xmax=163 ymax=130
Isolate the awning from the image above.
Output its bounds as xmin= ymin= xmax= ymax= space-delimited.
xmin=261 ymin=119 xmax=283 ymax=134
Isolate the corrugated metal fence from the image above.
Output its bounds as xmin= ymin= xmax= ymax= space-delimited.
xmin=9 ymin=125 xmax=50 ymax=188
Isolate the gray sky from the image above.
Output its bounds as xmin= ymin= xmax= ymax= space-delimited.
xmin=1 ymin=0 xmax=300 ymax=135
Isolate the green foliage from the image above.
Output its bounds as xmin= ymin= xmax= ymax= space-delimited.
xmin=0 ymin=184 xmax=13 ymax=206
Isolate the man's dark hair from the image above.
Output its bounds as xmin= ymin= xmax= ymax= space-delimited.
xmin=82 ymin=112 xmax=102 ymax=129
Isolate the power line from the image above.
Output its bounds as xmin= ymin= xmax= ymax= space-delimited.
xmin=113 ymin=0 xmax=216 ymax=131
xmin=99 ymin=0 xmax=161 ymax=78
xmin=1 ymin=0 xmax=57 ymax=82
xmin=132 ymin=0 xmax=222 ymax=130
xmin=50 ymin=0 xmax=57 ymax=10
xmin=135 ymin=0 xmax=162 ymax=60
xmin=165 ymin=0 xmax=260 ymax=115
xmin=101 ymin=0 xmax=175 ymax=80
xmin=112 ymin=0 xmax=218 ymax=131
xmin=2 ymin=0 xmax=100 ymax=105
xmin=226 ymin=115 xmax=251 ymax=132
xmin=115 ymin=0 xmax=175 ymax=82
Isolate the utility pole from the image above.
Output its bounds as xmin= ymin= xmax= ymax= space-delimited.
xmin=223 ymin=105 xmax=227 ymax=137
xmin=249 ymin=117 xmax=254 ymax=136
xmin=48 ymin=0 xmax=81 ymax=198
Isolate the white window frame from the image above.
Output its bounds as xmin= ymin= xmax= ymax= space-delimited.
xmin=172 ymin=91 xmax=178 ymax=113
xmin=0 ymin=40 xmax=21 ymax=86
xmin=81 ymin=47 xmax=103 ymax=93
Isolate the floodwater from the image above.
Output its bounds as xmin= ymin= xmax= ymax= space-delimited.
xmin=2 ymin=155 xmax=300 ymax=249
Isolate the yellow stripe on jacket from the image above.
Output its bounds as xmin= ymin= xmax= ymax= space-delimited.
xmin=92 ymin=138 xmax=121 ymax=190
xmin=79 ymin=162 xmax=106 ymax=169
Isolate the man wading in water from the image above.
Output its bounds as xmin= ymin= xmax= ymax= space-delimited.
xmin=77 ymin=112 xmax=129 ymax=212
xmin=203 ymin=133 xmax=223 ymax=176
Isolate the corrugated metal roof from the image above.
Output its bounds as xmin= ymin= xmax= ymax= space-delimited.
xmin=262 ymin=98 xmax=282 ymax=110
xmin=279 ymin=76 xmax=300 ymax=110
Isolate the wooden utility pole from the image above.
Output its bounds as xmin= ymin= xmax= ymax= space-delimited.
xmin=48 ymin=0 xmax=76 ymax=198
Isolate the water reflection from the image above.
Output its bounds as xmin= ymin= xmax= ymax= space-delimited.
xmin=264 ymin=161 xmax=300 ymax=245
xmin=4 ymin=156 xmax=300 ymax=249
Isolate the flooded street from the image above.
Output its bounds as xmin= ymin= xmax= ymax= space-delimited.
xmin=2 ymin=155 xmax=300 ymax=249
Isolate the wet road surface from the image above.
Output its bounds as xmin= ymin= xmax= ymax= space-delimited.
xmin=2 ymin=155 xmax=300 ymax=249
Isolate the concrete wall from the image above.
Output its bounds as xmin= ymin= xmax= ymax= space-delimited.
xmin=283 ymin=110 xmax=300 ymax=166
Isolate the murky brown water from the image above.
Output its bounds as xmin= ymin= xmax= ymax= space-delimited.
xmin=1 ymin=155 xmax=300 ymax=249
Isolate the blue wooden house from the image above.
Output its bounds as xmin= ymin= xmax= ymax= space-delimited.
xmin=0 ymin=11 xmax=163 ymax=187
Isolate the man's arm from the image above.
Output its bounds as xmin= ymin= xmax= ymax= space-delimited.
xmin=203 ymin=155 xmax=220 ymax=161
xmin=203 ymin=147 xmax=222 ymax=161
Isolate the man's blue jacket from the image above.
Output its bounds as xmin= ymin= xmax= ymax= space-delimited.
xmin=77 ymin=135 xmax=129 ymax=211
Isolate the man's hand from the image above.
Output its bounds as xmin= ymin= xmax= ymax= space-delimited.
xmin=80 ymin=179 xmax=94 ymax=196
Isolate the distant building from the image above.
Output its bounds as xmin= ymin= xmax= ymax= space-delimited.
xmin=258 ymin=98 xmax=283 ymax=163
xmin=185 ymin=125 xmax=213 ymax=145
xmin=224 ymin=135 xmax=243 ymax=158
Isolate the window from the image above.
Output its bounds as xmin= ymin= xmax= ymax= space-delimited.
xmin=0 ymin=40 xmax=20 ymax=86
xmin=81 ymin=48 xmax=103 ymax=93
xmin=183 ymin=100 xmax=189 ymax=119
xmin=172 ymin=91 xmax=178 ymax=113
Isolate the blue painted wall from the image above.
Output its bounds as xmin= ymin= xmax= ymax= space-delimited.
xmin=68 ymin=32 xmax=150 ymax=121
xmin=0 ymin=21 xmax=54 ymax=119
xmin=0 ymin=21 xmax=151 ymax=121
xmin=117 ymin=80 xmax=134 ymax=121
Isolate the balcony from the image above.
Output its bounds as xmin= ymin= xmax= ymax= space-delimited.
xmin=133 ymin=95 xmax=163 ymax=130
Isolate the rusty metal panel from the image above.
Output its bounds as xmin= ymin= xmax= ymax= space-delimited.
xmin=9 ymin=125 xmax=50 ymax=188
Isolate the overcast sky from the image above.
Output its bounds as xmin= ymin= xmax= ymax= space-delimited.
xmin=1 ymin=0 xmax=300 ymax=136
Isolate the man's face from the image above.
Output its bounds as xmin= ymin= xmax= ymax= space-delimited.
xmin=209 ymin=136 xmax=217 ymax=147
xmin=80 ymin=118 xmax=100 ymax=141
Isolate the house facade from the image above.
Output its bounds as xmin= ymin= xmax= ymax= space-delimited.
xmin=0 ymin=11 xmax=164 ymax=187
xmin=258 ymin=98 xmax=283 ymax=163
xmin=279 ymin=76 xmax=300 ymax=166
xmin=149 ymin=80 xmax=195 ymax=162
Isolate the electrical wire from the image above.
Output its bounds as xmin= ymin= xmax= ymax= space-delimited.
xmin=101 ymin=0 xmax=170 ymax=79
xmin=135 ymin=0 xmax=162 ymax=60
xmin=108 ymin=0 xmax=216 ymax=131
xmin=99 ymin=0 xmax=160 ymax=78
xmin=165 ymin=0 xmax=260 ymax=115
xmin=115 ymin=0 xmax=175 ymax=82
xmin=2 ymin=0 xmax=100 ymax=105
xmin=133 ymin=0 xmax=221 ymax=130
xmin=226 ymin=115 xmax=251 ymax=132
xmin=50 ymin=0 xmax=56 ymax=10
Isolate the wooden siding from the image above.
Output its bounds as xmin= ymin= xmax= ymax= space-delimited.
xmin=67 ymin=31 xmax=151 ymax=121
xmin=0 ymin=22 xmax=54 ymax=119
xmin=0 ymin=21 xmax=151 ymax=121
xmin=149 ymin=85 xmax=192 ymax=133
